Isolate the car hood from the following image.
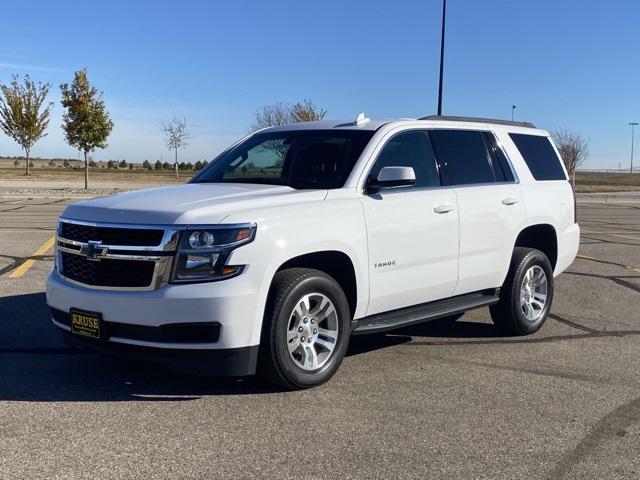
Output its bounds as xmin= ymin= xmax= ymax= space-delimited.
xmin=61 ymin=183 xmax=327 ymax=225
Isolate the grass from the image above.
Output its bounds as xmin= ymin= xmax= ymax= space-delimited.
xmin=574 ymin=172 xmax=640 ymax=192
xmin=0 ymin=166 xmax=189 ymax=183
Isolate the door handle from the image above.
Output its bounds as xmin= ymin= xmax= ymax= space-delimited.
xmin=434 ymin=204 xmax=455 ymax=214
xmin=501 ymin=197 xmax=519 ymax=206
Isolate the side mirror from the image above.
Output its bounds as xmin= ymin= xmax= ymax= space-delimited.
xmin=367 ymin=166 xmax=416 ymax=193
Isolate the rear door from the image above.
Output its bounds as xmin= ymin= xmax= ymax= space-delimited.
xmin=361 ymin=129 xmax=459 ymax=315
xmin=430 ymin=129 xmax=525 ymax=294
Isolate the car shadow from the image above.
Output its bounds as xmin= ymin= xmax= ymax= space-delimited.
xmin=0 ymin=292 xmax=281 ymax=401
xmin=0 ymin=292 xmax=504 ymax=402
xmin=346 ymin=313 xmax=506 ymax=357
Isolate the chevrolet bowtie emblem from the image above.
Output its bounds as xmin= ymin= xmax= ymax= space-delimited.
xmin=82 ymin=240 xmax=108 ymax=261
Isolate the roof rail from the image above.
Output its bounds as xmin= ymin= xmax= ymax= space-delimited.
xmin=418 ymin=115 xmax=536 ymax=128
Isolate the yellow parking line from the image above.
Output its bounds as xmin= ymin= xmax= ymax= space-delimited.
xmin=9 ymin=236 xmax=55 ymax=278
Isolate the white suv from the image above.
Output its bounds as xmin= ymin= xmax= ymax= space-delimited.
xmin=46 ymin=115 xmax=580 ymax=389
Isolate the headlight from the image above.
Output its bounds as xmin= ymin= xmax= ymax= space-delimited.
xmin=171 ymin=224 xmax=256 ymax=283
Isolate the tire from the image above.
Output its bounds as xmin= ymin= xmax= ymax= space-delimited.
xmin=258 ymin=268 xmax=351 ymax=390
xmin=490 ymin=247 xmax=554 ymax=336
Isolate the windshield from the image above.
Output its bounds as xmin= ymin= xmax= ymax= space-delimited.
xmin=191 ymin=129 xmax=374 ymax=189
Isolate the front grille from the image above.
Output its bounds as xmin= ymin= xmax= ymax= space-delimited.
xmin=60 ymin=222 xmax=164 ymax=246
xmin=60 ymin=251 xmax=156 ymax=288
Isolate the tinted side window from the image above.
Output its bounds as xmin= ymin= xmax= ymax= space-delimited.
xmin=482 ymin=132 xmax=515 ymax=182
xmin=430 ymin=130 xmax=494 ymax=185
xmin=370 ymin=131 xmax=440 ymax=188
xmin=509 ymin=133 xmax=567 ymax=181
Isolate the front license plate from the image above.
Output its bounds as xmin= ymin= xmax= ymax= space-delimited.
xmin=70 ymin=309 xmax=102 ymax=339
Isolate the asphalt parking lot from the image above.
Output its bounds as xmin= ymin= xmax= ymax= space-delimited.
xmin=1 ymin=197 xmax=639 ymax=479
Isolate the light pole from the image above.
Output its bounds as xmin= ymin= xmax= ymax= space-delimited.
xmin=511 ymin=105 xmax=516 ymax=121
xmin=437 ymin=0 xmax=447 ymax=116
xmin=630 ymin=122 xmax=638 ymax=174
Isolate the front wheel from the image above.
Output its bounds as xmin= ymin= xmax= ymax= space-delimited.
xmin=259 ymin=268 xmax=351 ymax=390
xmin=490 ymin=247 xmax=554 ymax=335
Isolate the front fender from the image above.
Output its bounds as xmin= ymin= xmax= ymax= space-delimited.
xmin=223 ymin=197 xmax=369 ymax=346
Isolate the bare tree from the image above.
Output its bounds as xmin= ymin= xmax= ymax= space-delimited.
xmin=552 ymin=129 xmax=589 ymax=186
xmin=249 ymin=99 xmax=326 ymax=132
xmin=250 ymin=102 xmax=292 ymax=132
xmin=162 ymin=117 xmax=190 ymax=180
xmin=248 ymin=99 xmax=327 ymax=165
xmin=0 ymin=75 xmax=53 ymax=176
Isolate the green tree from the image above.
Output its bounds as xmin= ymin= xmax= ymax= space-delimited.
xmin=60 ymin=69 xmax=114 ymax=189
xmin=13 ymin=159 xmax=20 ymax=167
xmin=154 ymin=160 xmax=162 ymax=170
xmin=63 ymin=159 xmax=70 ymax=168
xmin=119 ymin=159 xmax=127 ymax=169
xmin=128 ymin=163 xmax=134 ymax=170
xmin=88 ymin=160 xmax=97 ymax=168
xmin=161 ymin=116 xmax=190 ymax=180
xmin=48 ymin=160 xmax=55 ymax=167
xmin=0 ymin=75 xmax=53 ymax=176
xmin=142 ymin=160 xmax=151 ymax=170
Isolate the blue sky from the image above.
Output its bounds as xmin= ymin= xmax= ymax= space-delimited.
xmin=0 ymin=0 xmax=638 ymax=168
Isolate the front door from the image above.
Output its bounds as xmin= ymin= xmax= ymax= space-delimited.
xmin=360 ymin=130 xmax=460 ymax=316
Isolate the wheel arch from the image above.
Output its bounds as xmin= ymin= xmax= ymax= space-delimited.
xmin=513 ymin=223 xmax=558 ymax=269
xmin=274 ymin=250 xmax=358 ymax=319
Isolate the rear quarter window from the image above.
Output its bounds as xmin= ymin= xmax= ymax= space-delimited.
xmin=509 ymin=133 xmax=567 ymax=181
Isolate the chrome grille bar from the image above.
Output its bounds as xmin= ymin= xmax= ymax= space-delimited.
xmin=55 ymin=218 xmax=182 ymax=292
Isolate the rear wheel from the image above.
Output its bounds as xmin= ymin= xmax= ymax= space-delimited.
xmin=259 ymin=268 xmax=351 ymax=389
xmin=490 ymin=247 xmax=554 ymax=335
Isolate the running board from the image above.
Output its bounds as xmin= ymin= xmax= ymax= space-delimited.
xmin=351 ymin=290 xmax=500 ymax=336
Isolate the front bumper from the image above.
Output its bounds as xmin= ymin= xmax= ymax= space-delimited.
xmin=46 ymin=267 xmax=268 ymax=375
xmin=46 ymin=268 xmax=265 ymax=348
